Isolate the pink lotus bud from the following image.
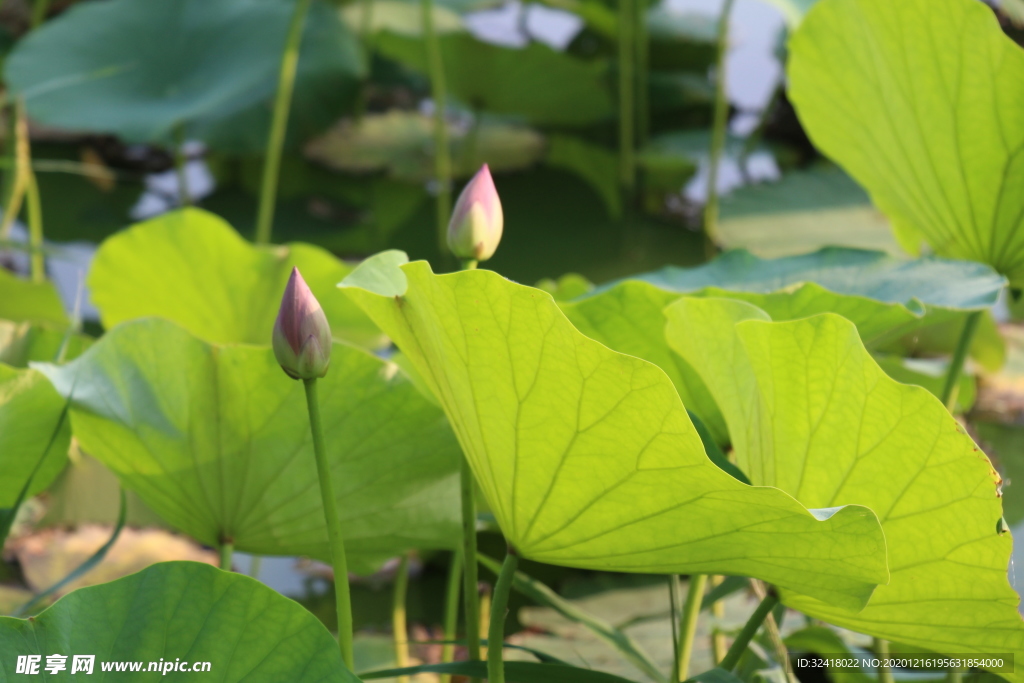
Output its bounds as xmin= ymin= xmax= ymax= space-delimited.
xmin=447 ymin=164 xmax=503 ymax=262
xmin=273 ymin=267 xmax=332 ymax=380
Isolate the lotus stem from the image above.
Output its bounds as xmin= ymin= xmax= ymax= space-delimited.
xmin=487 ymin=546 xmax=518 ymax=683
xmin=459 ymin=460 xmax=482 ymax=681
xmin=675 ymin=574 xmax=707 ymax=681
xmin=635 ymin=0 xmax=649 ymax=149
xmin=422 ymin=0 xmax=452 ymax=254
xmin=248 ymin=555 xmax=263 ymax=580
xmin=668 ymin=575 xmax=681 ymax=672
xmin=219 ymin=541 xmax=233 ymax=571
xmin=31 ymin=0 xmax=50 ymax=27
xmin=617 ymin=0 xmax=636 ymax=190
xmin=254 ymin=0 xmax=313 ymax=245
xmin=940 ymin=310 xmax=981 ymax=410
xmin=440 ymin=550 xmax=463 ymax=683
xmin=393 ymin=554 xmax=411 ymax=683
xmin=704 ymin=0 xmax=736 ymax=250
xmin=710 ymin=576 xmax=727 ymax=663
xmin=303 ymin=377 xmax=354 ymax=668
xmin=720 ymin=591 xmax=779 ymax=671
xmin=174 ymin=122 xmax=191 ymax=207
xmin=875 ymin=638 xmax=893 ymax=683
xmin=25 ymin=160 xmax=43 ymax=284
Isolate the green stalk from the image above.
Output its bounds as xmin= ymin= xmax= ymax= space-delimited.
xmin=459 ymin=459 xmax=482 ymax=681
xmin=303 ymin=377 xmax=354 ymax=668
xmin=487 ymin=546 xmax=519 ymax=683
xmin=634 ymin=0 xmax=649 ymax=150
xmin=440 ymin=551 xmax=463 ymax=683
xmin=423 ymin=0 xmax=452 ymax=253
xmin=875 ymin=638 xmax=893 ymax=683
xmin=248 ymin=556 xmax=263 ymax=580
xmin=668 ymin=576 xmax=681 ymax=674
xmin=710 ymin=576 xmax=727 ymax=663
xmin=675 ymin=574 xmax=707 ymax=681
xmin=25 ymin=165 xmax=43 ymax=284
xmin=703 ymin=0 xmax=736 ymax=249
xmin=31 ymin=0 xmax=51 ymax=27
xmin=393 ymin=554 xmax=411 ymax=683
xmin=720 ymin=592 xmax=780 ymax=671
xmin=939 ymin=310 xmax=981 ymax=410
xmin=617 ymin=0 xmax=636 ymax=190
xmin=254 ymin=0 xmax=314 ymax=245
xmin=457 ymin=256 xmax=482 ymax=680
xmin=219 ymin=542 xmax=234 ymax=571
xmin=174 ymin=123 xmax=191 ymax=207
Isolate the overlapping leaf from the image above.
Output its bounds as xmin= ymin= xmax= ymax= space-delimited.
xmin=340 ymin=253 xmax=888 ymax=611
xmin=0 ymin=364 xmax=69 ymax=507
xmin=39 ymin=319 xmax=461 ymax=573
xmin=0 ymin=561 xmax=359 ymax=682
xmin=5 ymin=0 xmax=362 ymax=145
xmin=788 ymin=0 xmax=1024 ymax=286
xmin=0 ymin=269 xmax=67 ymax=328
xmin=88 ymin=208 xmax=384 ymax=349
xmin=562 ymin=248 xmax=1005 ymax=443
xmin=665 ymin=298 xmax=1023 ymax=670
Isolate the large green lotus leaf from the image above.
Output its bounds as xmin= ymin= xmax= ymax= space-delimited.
xmin=0 ymin=268 xmax=67 ymax=328
xmin=339 ymin=252 xmax=889 ymax=611
xmin=0 ymin=364 xmax=70 ymax=508
xmin=374 ymin=32 xmax=613 ymax=126
xmin=4 ymin=0 xmax=362 ymax=145
xmin=665 ymin=298 xmax=1022 ymax=669
xmin=0 ymin=561 xmax=359 ymax=682
xmin=788 ymin=0 xmax=1024 ymax=287
xmin=88 ymin=208 xmax=384 ymax=349
xmin=39 ymin=318 xmax=460 ymax=574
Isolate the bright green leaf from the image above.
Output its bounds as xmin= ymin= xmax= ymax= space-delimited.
xmin=665 ymin=298 xmax=1022 ymax=669
xmin=0 ymin=268 xmax=67 ymax=328
xmin=788 ymin=0 xmax=1024 ymax=286
xmin=39 ymin=318 xmax=461 ymax=573
xmin=0 ymin=364 xmax=69 ymax=508
xmin=88 ymin=208 xmax=384 ymax=349
xmin=5 ymin=0 xmax=362 ymax=145
xmin=0 ymin=561 xmax=359 ymax=682
xmin=374 ymin=32 xmax=613 ymax=126
xmin=341 ymin=254 xmax=888 ymax=611
xmin=0 ymin=321 xmax=91 ymax=368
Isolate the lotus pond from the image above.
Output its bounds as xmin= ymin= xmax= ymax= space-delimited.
xmin=2 ymin=0 xmax=1024 ymax=681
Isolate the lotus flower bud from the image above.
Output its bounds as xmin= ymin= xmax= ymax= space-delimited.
xmin=273 ymin=267 xmax=331 ymax=380
xmin=447 ymin=164 xmax=503 ymax=262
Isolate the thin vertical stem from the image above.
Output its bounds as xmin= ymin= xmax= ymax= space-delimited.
xmin=617 ymin=0 xmax=636 ymax=190
xmin=393 ymin=554 xmax=411 ymax=683
xmin=423 ymin=0 xmax=452 ymax=253
xmin=303 ymin=378 xmax=354 ymax=668
xmin=487 ymin=547 xmax=519 ymax=683
xmin=174 ymin=123 xmax=191 ymax=207
xmin=875 ymin=638 xmax=894 ymax=683
xmin=710 ymin=576 xmax=727 ymax=663
xmin=440 ymin=551 xmax=463 ymax=683
xmin=248 ymin=556 xmax=263 ymax=580
xmin=219 ymin=542 xmax=234 ymax=571
xmin=703 ymin=0 xmax=736 ymax=249
xmin=675 ymin=574 xmax=707 ymax=681
xmin=634 ymin=0 xmax=649 ymax=150
xmin=460 ymin=460 xmax=481 ymax=681
xmin=940 ymin=310 xmax=981 ymax=410
xmin=25 ymin=164 xmax=43 ymax=283
xmin=668 ymin=575 xmax=681 ymax=675
xmin=720 ymin=592 xmax=779 ymax=671
xmin=254 ymin=0 xmax=314 ymax=245
xmin=31 ymin=0 xmax=51 ymax=27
